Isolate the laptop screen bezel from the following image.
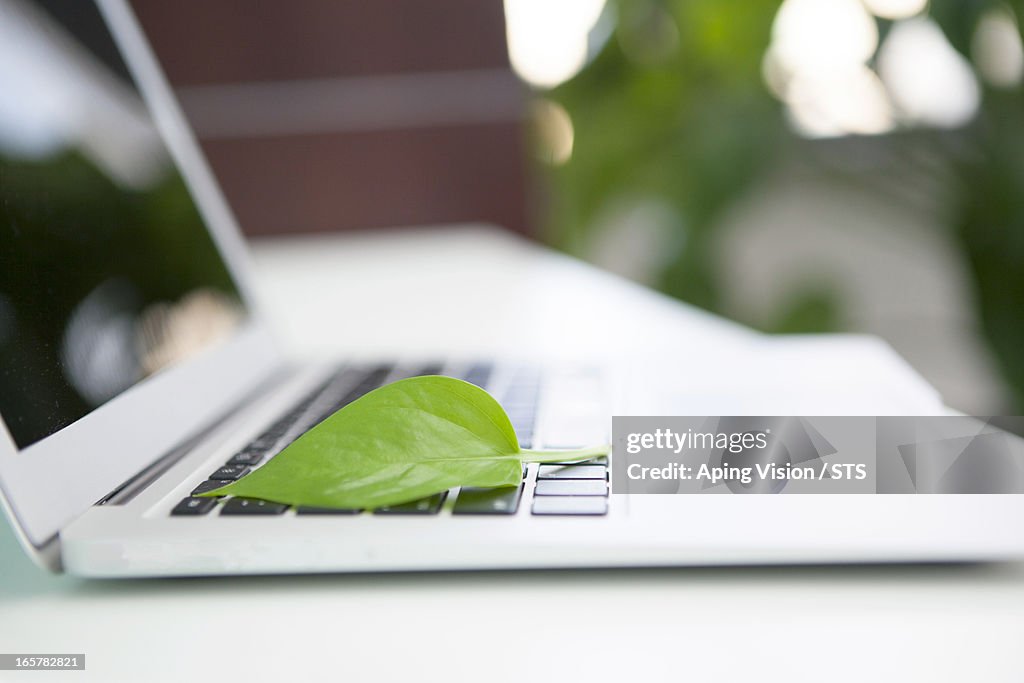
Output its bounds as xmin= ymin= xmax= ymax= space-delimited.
xmin=0 ymin=0 xmax=285 ymax=548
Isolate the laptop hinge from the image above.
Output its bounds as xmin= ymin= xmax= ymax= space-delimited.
xmin=96 ymin=366 xmax=294 ymax=506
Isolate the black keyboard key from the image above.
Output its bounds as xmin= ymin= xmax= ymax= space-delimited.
xmin=210 ymin=465 xmax=251 ymax=480
xmin=295 ymin=506 xmax=363 ymax=515
xmin=502 ymin=389 xmax=539 ymax=408
xmin=374 ymin=492 xmax=447 ymax=515
xmin=228 ymin=450 xmax=264 ymax=466
xmin=171 ymin=497 xmax=218 ymax=516
xmin=511 ymin=423 xmax=535 ymax=437
xmin=546 ymin=455 xmax=609 ymax=466
xmin=415 ymin=363 xmax=444 ymax=376
xmin=452 ymin=484 xmax=523 ymax=515
xmin=537 ymin=464 xmax=607 ymax=480
xmin=498 ymin=366 xmax=540 ymax=448
xmin=191 ymin=479 xmax=229 ymax=496
xmin=502 ymin=375 xmax=539 ymax=401
xmin=221 ymin=498 xmax=289 ymax=515
xmin=304 ymin=366 xmax=390 ymax=423
xmin=506 ymin=408 xmax=536 ymax=423
xmin=344 ymin=366 xmax=392 ymax=402
xmin=462 ymin=363 xmax=493 ymax=388
xmin=532 ymin=496 xmax=608 ymax=516
xmin=269 ymin=413 xmax=300 ymax=435
xmin=254 ymin=378 xmax=334 ymax=439
xmin=250 ymin=434 xmax=279 ymax=450
xmin=534 ymin=479 xmax=608 ymax=496
xmin=260 ymin=429 xmax=284 ymax=443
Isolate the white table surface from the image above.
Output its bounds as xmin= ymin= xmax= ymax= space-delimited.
xmin=2 ymin=226 xmax=1022 ymax=682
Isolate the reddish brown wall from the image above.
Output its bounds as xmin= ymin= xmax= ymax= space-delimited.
xmin=129 ymin=0 xmax=530 ymax=236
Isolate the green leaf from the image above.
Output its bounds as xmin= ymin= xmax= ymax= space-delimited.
xmin=201 ymin=375 xmax=609 ymax=509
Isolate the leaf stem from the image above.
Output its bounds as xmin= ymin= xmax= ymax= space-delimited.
xmin=519 ymin=444 xmax=610 ymax=463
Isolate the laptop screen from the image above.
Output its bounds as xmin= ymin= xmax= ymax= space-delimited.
xmin=0 ymin=0 xmax=247 ymax=450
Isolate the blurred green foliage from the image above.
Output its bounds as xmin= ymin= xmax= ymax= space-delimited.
xmin=951 ymin=2 xmax=1024 ymax=410
xmin=542 ymin=0 xmax=1024 ymax=410
xmin=546 ymin=0 xmax=784 ymax=312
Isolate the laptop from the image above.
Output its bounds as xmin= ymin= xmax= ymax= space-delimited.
xmin=2 ymin=0 xmax=1022 ymax=577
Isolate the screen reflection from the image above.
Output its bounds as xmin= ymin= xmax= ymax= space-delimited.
xmin=0 ymin=0 xmax=246 ymax=449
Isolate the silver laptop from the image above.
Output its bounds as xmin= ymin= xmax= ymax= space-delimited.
xmin=2 ymin=0 xmax=1022 ymax=577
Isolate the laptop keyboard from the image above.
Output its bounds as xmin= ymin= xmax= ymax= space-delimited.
xmin=170 ymin=363 xmax=609 ymax=518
